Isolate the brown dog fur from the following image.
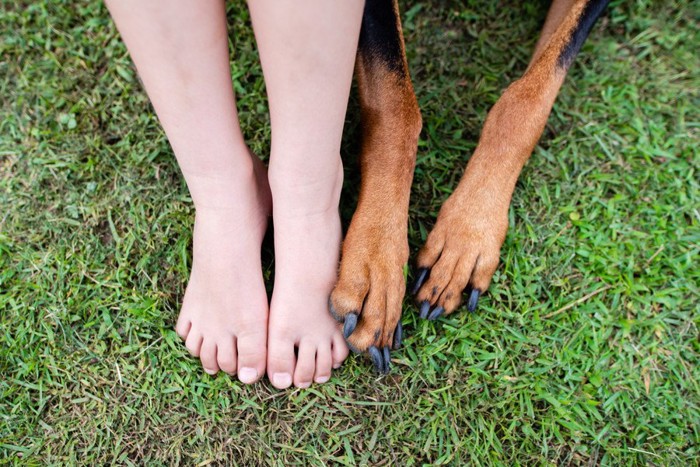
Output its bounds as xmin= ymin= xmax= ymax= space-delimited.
xmin=415 ymin=0 xmax=594 ymax=315
xmin=330 ymin=0 xmax=421 ymax=352
xmin=333 ymin=0 xmax=608 ymax=362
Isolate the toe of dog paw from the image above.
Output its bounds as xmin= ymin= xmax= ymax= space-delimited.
xmin=364 ymin=324 xmax=402 ymax=374
xmin=329 ymin=272 xmax=404 ymax=373
xmin=412 ymin=204 xmax=503 ymax=317
xmin=330 ymin=215 xmax=411 ymax=374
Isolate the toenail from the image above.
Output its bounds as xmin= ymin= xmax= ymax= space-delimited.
xmin=238 ymin=367 xmax=258 ymax=384
xmin=273 ymin=373 xmax=292 ymax=388
xmin=204 ymin=368 xmax=217 ymax=375
xmin=333 ymin=363 xmax=342 ymax=369
xmin=419 ymin=300 xmax=431 ymax=319
xmin=315 ymin=376 xmax=330 ymax=384
xmin=343 ymin=313 xmax=358 ymax=338
xmin=297 ymin=381 xmax=311 ymax=389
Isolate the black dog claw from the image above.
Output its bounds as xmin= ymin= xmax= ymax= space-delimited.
xmin=343 ymin=313 xmax=358 ymax=338
xmin=411 ymin=268 xmax=429 ymax=295
xmin=428 ymin=306 xmax=444 ymax=321
xmin=467 ymin=289 xmax=481 ymax=312
xmin=392 ymin=321 xmax=403 ymax=350
xmin=383 ymin=346 xmax=391 ymax=373
xmin=419 ymin=300 xmax=431 ymax=319
xmin=368 ymin=346 xmax=384 ymax=374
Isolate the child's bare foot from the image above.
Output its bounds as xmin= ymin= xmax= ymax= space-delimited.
xmin=175 ymin=155 xmax=271 ymax=383
xmin=266 ymin=160 xmax=349 ymax=389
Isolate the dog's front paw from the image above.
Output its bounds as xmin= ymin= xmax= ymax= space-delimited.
xmin=412 ymin=186 xmax=509 ymax=319
xmin=329 ymin=217 xmax=408 ymax=374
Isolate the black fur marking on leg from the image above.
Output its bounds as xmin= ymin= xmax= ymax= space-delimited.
xmin=557 ymin=0 xmax=611 ymax=70
xmin=359 ymin=0 xmax=405 ymax=77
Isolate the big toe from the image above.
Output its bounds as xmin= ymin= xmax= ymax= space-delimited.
xmin=236 ymin=328 xmax=267 ymax=384
xmin=267 ymin=335 xmax=296 ymax=389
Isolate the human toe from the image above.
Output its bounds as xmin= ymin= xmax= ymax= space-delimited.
xmin=175 ymin=314 xmax=192 ymax=340
xmin=267 ymin=336 xmax=295 ymax=389
xmin=236 ymin=329 xmax=267 ymax=384
xmin=314 ymin=343 xmax=333 ymax=384
xmin=331 ymin=333 xmax=349 ymax=368
xmin=184 ymin=330 xmax=203 ymax=358
xmin=199 ymin=340 xmax=220 ymax=375
xmin=293 ymin=341 xmax=317 ymax=388
xmin=217 ymin=336 xmax=238 ymax=375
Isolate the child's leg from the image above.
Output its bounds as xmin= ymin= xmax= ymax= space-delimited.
xmin=247 ymin=0 xmax=364 ymax=388
xmin=105 ymin=0 xmax=270 ymax=383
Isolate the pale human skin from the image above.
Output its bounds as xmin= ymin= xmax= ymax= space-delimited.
xmin=105 ymin=0 xmax=364 ymax=388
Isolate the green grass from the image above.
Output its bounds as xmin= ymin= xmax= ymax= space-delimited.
xmin=2 ymin=0 xmax=699 ymax=464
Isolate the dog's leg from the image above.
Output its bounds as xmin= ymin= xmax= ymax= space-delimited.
xmin=413 ymin=0 xmax=611 ymax=318
xmin=329 ymin=0 xmax=421 ymax=373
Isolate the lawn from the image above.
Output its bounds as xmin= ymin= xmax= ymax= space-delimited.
xmin=1 ymin=0 xmax=698 ymax=464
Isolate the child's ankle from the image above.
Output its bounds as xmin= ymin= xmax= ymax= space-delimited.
xmin=184 ymin=158 xmax=261 ymax=211
xmin=268 ymin=156 xmax=343 ymax=217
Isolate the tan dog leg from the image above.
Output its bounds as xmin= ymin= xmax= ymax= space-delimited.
xmin=413 ymin=0 xmax=611 ymax=318
xmin=329 ymin=0 xmax=421 ymax=373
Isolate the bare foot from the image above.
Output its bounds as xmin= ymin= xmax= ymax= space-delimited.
xmin=266 ymin=161 xmax=349 ymax=389
xmin=175 ymin=155 xmax=271 ymax=383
